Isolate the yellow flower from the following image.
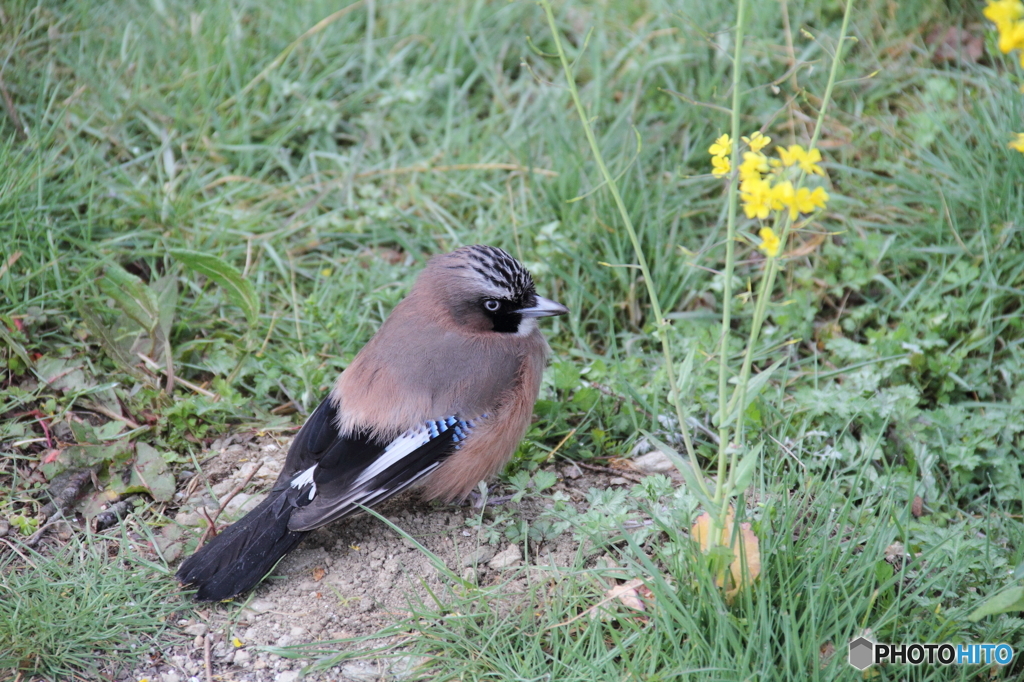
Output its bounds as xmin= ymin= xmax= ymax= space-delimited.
xmin=794 ymin=186 xmax=829 ymax=214
xmin=232 ymin=637 xmax=244 ymax=648
xmin=984 ymin=0 xmax=1024 ymax=28
xmin=740 ymin=177 xmax=774 ymax=219
xmin=758 ymin=227 xmax=781 ymax=258
xmin=777 ymin=145 xmax=800 ymax=168
xmin=808 ymin=186 xmax=829 ymax=209
xmin=739 ymin=152 xmax=769 ymax=182
xmin=1010 ymin=132 xmax=1024 ymax=153
xmin=711 ymin=155 xmax=732 ymax=177
xmin=770 ymin=180 xmax=798 ymax=219
xmin=742 ymin=131 xmax=771 ymax=152
xmin=997 ymin=19 xmax=1024 ymax=53
xmin=797 ymin=147 xmax=826 ymax=176
xmin=709 ymin=134 xmax=733 ymax=158
xmin=777 ymin=145 xmax=825 ymax=176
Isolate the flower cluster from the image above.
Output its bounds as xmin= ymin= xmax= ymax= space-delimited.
xmin=984 ymin=0 xmax=1024 ymax=66
xmin=983 ymin=1 xmax=1024 ymax=155
xmin=708 ymin=132 xmax=830 ymax=257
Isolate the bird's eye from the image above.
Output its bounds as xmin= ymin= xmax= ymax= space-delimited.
xmin=483 ymin=299 xmax=501 ymax=312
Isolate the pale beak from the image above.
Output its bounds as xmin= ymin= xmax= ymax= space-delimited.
xmin=516 ymin=296 xmax=569 ymax=318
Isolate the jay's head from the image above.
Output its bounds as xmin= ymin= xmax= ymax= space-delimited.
xmin=421 ymin=245 xmax=568 ymax=335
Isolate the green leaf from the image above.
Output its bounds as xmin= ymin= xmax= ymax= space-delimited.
xmin=151 ymin=274 xmax=179 ymax=346
xmin=115 ymin=443 xmax=176 ymax=503
xmin=533 ymin=470 xmax=557 ymax=492
xmin=643 ymin=432 xmax=717 ymax=516
xmin=77 ymin=300 xmax=146 ymax=379
xmin=724 ymin=358 xmax=785 ymax=427
xmin=41 ymin=443 xmax=129 ymax=481
xmin=968 ymin=585 xmax=1024 ymax=621
xmin=0 ymin=320 xmax=32 ymax=370
xmin=676 ymin=344 xmax=697 ymax=394
xmin=99 ymin=263 xmax=159 ymax=333
xmin=730 ymin=441 xmax=762 ymax=492
xmin=552 ymin=362 xmax=581 ymax=392
xmin=170 ymin=249 xmax=259 ymax=326
xmin=875 ymin=559 xmax=894 ymax=585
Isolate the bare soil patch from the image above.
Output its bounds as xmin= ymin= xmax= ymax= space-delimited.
xmin=128 ymin=435 xmax=628 ymax=682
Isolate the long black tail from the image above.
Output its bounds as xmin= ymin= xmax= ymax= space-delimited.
xmin=176 ymin=491 xmax=308 ymax=601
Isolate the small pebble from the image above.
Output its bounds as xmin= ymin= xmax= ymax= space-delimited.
xmin=247 ymin=598 xmax=275 ymax=613
xmin=182 ymin=624 xmax=207 ymax=637
xmin=488 ymin=544 xmax=522 ymax=570
xmin=461 ymin=567 xmax=478 ymax=585
xmin=632 ymin=450 xmax=676 ymax=475
xmin=462 ymin=546 xmax=494 ymax=567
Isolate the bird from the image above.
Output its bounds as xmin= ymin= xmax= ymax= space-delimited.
xmin=175 ymin=245 xmax=568 ymax=601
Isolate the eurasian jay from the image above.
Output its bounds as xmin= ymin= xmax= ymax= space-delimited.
xmin=176 ymin=245 xmax=568 ymax=601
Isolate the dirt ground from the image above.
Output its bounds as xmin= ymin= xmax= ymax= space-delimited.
xmin=125 ymin=433 xmax=646 ymax=682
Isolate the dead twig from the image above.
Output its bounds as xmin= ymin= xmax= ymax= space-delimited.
xmin=0 ymin=73 xmax=26 ymax=140
xmin=576 ymin=461 xmax=646 ymax=484
xmin=546 ymin=579 xmax=648 ymax=630
xmin=541 ymin=428 xmax=577 ymax=464
xmin=95 ymin=496 xmax=137 ymax=531
xmin=137 ymin=353 xmax=217 ymax=398
xmin=197 ymin=507 xmax=220 ymax=549
xmin=25 ymin=512 xmax=69 ymax=548
xmin=195 ymin=463 xmax=263 ymax=550
xmin=0 ymin=538 xmax=38 ymax=569
xmin=210 ymin=464 xmax=262 ymax=528
xmin=37 ymin=467 xmax=94 ymax=524
xmin=203 ymin=634 xmax=213 ymax=682
xmin=77 ymin=401 xmax=142 ymax=430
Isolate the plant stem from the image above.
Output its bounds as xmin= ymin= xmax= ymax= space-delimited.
xmin=723 ymin=0 xmax=854 ymax=495
xmin=539 ymin=0 xmax=710 ymax=501
xmin=711 ymin=0 xmax=749 ymax=528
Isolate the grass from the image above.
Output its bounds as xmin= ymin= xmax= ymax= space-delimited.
xmin=1 ymin=0 xmax=1024 ymax=678
xmin=0 ymin=531 xmax=179 ymax=680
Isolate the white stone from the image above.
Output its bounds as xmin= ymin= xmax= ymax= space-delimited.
xmin=488 ymin=544 xmax=522 ymax=570
xmin=223 ymin=492 xmax=266 ymax=518
xmin=632 ymin=451 xmax=676 ymax=475
xmin=247 ymin=598 xmax=275 ymax=613
xmin=461 ymin=546 xmax=494 ymax=566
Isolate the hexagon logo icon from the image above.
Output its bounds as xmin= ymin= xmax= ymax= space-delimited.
xmin=849 ymin=637 xmax=875 ymax=670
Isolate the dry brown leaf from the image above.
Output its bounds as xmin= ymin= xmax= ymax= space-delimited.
xmin=606 ymin=578 xmax=646 ymax=612
xmin=784 ymin=231 xmax=826 ymax=258
xmin=925 ymin=26 xmax=982 ymax=64
xmin=691 ymin=509 xmax=762 ymax=599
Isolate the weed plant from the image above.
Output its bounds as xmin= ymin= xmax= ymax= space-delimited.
xmin=1 ymin=0 xmax=1024 ymax=678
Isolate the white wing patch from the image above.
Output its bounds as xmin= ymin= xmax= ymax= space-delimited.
xmin=353 ymin=416 xmax=477 ymax=487
xmin=290 ymin=416 xmax=485 ymax=530
xmin=290 ymin=464 xmax=319 ymax=500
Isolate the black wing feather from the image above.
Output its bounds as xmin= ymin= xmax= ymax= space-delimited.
xmin=177 ymin=395 xmax=464 ymax=600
